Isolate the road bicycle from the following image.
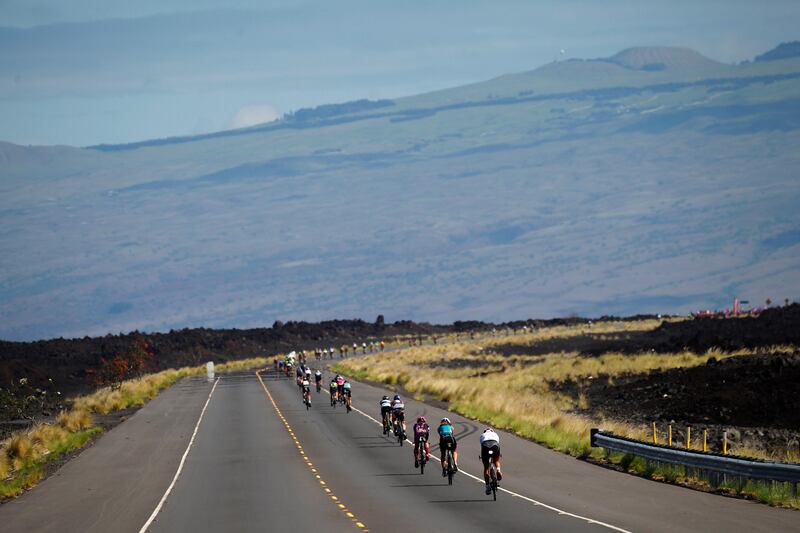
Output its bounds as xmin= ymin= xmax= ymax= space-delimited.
xmin=444 ymin=447 xmax=456 ymax=485
xmin=303 ymin=389 xmax=312 ymax=410
xmin=344 ymin=393 xmax=352 ymax=413
xmin=330 ymin=391 xmax=337 ymax=407
xmin=482 ymin=450 xmax=499 ymax=501
xmin=415 ymin=435 xmax=428 ymax=474
xmin=316 ymin=380 xmax=322 ymax=393
xmin=394 ymin=418 xmax=406 ymax=446
xmin=382 ymin=412 xmax=392 ymax=435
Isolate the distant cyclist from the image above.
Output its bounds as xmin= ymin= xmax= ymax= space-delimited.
xmin=342 ymin=380 xmax=352 ymax=408
xmin=438 ymin=417 xmax=458 ymax=476
xmin=379 ymin=395 xmax=392 ymax=432
xmin=329 ymin=378 xmax=338 ymax=402
xmin=413 ymin=416 xmax=430 ymax=468
xmin=336 ymin=374 xmax=345 ymax=399
xmin=480 ymin=428 xmax=503 ymax=494
xmin=301 ymin=378 xmax=311 ymax=406
xmin=391 ymin=394 xmax=406 ymax=436
xmin=314 ymin=369 xmax=323 ymax=391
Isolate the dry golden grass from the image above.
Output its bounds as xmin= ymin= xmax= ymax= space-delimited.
xmin=335 ymin=319 xmax=791 ymax=460
xmin=57 ymin=409 xmax=93 ymax=432
xmin=0 ymin=451 xmax=9 ymax=480
xmin=216 ymin=357 xmax=271 ymax=373
xmin=4 ymin=433 xmax=42 ymax=470
xmin=73 ymin=367 xmax=198 ymax=414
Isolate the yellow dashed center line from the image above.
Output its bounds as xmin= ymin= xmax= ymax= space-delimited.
xmin=256 ymin=371 xmax=368 ymax=531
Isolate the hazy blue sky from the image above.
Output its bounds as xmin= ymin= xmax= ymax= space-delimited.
xmin=1 ymin=0 xmax=798 ymax=146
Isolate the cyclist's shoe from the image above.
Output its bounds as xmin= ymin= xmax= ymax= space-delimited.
xmin=485 ymin=483 xmax=492 ymax=495
xmin=442 ymin=469 xmax=447 ymax=477
xmin=453 ymin=463 xmax=459 ymax=472
xmin=414 ymin=459 xmax=419 ymax=468
xmin=496 ymin=469 xmax=503 ymax=481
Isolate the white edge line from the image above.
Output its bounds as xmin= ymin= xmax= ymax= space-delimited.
xmin=320 ymin=384 xmax=631 ymax=533
xmin=139 ymin=377 xmax=219 ymax=533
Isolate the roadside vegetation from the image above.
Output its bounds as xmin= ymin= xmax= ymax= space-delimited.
xmin=1 ymin=356 xmax=270 ymax=499
xmin=333 ymin=319 xmax=799 ymax=508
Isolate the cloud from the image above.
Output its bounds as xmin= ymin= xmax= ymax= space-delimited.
xmin=228 ymin=104 xmax=281 ymax=129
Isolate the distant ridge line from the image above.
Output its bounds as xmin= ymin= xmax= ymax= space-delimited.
xmin=87 ymin=71 xmax=800 ymax=153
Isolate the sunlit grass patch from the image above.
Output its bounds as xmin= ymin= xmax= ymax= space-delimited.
xmin=216 ymin=357 xmax=271 ymax=373
xmin=0 ymin=427 xmax=100 ymax=498
xmin=57 ymin=409 xmax=93 ymax=432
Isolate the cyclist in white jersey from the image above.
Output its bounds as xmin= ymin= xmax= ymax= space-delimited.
xmin=391 ymin=394 xmax=406 ymax=435
xmin=480 ymin=428 xmax=503 ymax=494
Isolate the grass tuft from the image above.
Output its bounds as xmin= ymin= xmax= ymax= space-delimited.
xmin=57 ymin=409 xmax=93 ymax=432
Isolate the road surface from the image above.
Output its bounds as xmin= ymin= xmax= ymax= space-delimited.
xmin=1 ymin=369 xmax=797 ymax=532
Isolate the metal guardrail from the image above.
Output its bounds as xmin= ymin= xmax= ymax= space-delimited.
xmin=590 ymin=429 xmax=800 ymax=489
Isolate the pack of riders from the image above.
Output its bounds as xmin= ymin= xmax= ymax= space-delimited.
xmin=271 ymin=345 xmax=503 ymax=496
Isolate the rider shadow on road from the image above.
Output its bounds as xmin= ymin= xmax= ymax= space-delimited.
xmin=428 ymin=499 xmax=493 ymax=504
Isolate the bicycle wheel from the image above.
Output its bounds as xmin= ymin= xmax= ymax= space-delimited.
xmin=447 ymin=451 xmax=454 ymax=485
xmin=420 ymin=454 xmax=425 ymax=474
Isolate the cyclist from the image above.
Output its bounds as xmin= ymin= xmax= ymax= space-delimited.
xmin=413 ymin=416 xmax=430 ymax=468
xmin=391 ymin=395 xmax=406 ymax=436
xmin=301 ymin=378 xmax=311 ymax=406
xmin=480 ymin=428 xmax=503 ymax=494
xmin=438 ymin=417 xmax=459 ymax=476
xmin=329 ymin=378 xmax=338 ymax=402
xmin=314 ymin=369 xmax=323 ymax=391
xmin=342 ymin=380 xmax=352 ymax=408
xmin=336 ymin=374 xmax=345 ymax=400
xmin=379 ymin=395 xmax=392 ymax=433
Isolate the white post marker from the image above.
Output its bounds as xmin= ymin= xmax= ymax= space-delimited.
xmin=206 ymin=361 xmax=214 ymax=382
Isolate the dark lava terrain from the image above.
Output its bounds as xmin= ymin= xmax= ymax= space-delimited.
xmin=544 ymin=305 xmax=800 ymax=455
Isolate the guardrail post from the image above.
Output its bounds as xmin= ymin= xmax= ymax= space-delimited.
xmin=668 ymin=425 xmax=672 ymax=447
xmin=723 ymin=431 xmax=728 ymax=455
xmin=590 ymin=428 xmax=599 ymax=447
xmin=686 ymin=427 xmax=691 ymax=450
xmin=652 ymin=422 xmax=657 ymax=444
xmin=703 ymin=429 xmax=708 ymax=452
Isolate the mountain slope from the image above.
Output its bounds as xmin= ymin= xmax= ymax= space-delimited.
xmin=1 ymin=45 xmax=799 ymax=340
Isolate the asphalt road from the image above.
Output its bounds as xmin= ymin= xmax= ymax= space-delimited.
xmin=1 ymin=368 xmax=798 ymax=532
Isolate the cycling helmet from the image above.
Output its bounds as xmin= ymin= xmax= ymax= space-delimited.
xmin=382 ymin=395 xmax=389 ymax=400
xmin=484 ymin=428 xmax=493 ymax=433
xmin=393 ymin=393 xmax=401 ymax=400
xmin=441 ymin=417 xmax=451 ymax=425
xmin=417 ymin=416 xmax=426 ymax=424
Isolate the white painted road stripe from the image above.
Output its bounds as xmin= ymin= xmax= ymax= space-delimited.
xmin=139 ymin=377 xmax=219 ymax=533
xmin=322 ymin=383 xmax=631 ymax=533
